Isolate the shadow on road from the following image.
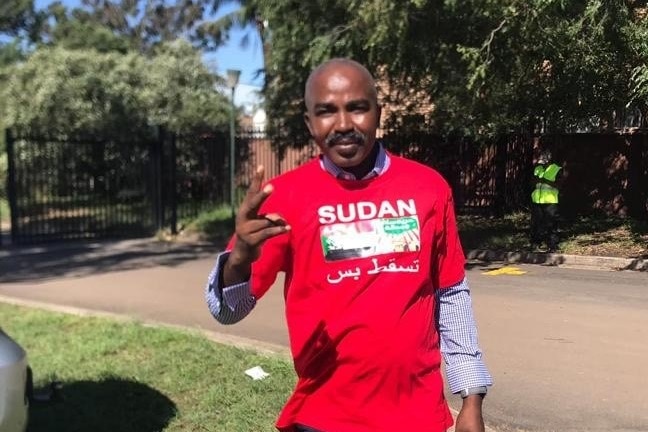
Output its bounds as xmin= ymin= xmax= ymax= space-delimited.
xmin=0 ymin=237 xmax=221 ymax=283
xmin=28 ymin=377 xmax=177 ymax=432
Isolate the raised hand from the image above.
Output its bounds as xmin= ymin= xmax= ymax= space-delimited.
xmin=223 ymin=166 xmax=291 ymax=286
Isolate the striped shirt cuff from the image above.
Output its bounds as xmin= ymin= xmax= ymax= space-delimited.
xmin=445 ymin=357 xmax=493 ymax=394
xmin=204 ymin=252 xmax=257 ymax=325
xmin=437 ymin=277 xmax=493 ymax=393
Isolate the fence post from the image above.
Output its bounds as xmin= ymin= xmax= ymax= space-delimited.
xmin=168 ymin=132 xmax=178 ymax=235
xmin=627 ymin=134 xmax=648 ymax=219
xmin=5 ymin=129 xmax=19 ymax=245
xmin=276 ymin=137 xmax=282 ymax=176
xmin=493 ymin=136 xmax=507 ymax=217
xmin=0 ymin=131 xmax=3 ymax=247
xmin=150 ymin=126 xmax=164 ymax=232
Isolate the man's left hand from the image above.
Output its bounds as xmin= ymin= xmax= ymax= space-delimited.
xmin=454 ymin=395 xmax=485 ymax=432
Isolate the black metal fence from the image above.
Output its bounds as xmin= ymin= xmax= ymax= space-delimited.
xmin=382 ymin=132 xmax=534 ymax=215
xmin=169 ymin=130 xmax=318 ymax=223
xmin=0 ymin=128 xmax=563 ymax=245
xmin=3 ymin=128 xmax=315 ymax=245
xmin=5 ymin=130 xmax=159 ymax=244
xmin=4 ymin=128 xmax=646 ymax=245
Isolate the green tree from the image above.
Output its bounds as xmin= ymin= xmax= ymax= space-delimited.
xmin=144 ymin=40 xmax=231 ymax=132
xmin=0 ymin=40 xmax=230 ymax=137
xmin=0 ymin=0 xmax=37 ymax=207
xmin=0 ymin=0 xmax=37 ymax=36
xmin=40 ymin=1 xmax=133 ymax=53
xmin=247 ymin=0 xmax=648 ymax=144
xmin=196 ymin=1 xmax=269 ymax=74
xmin=627 ymin=4 xmax=648 ymax=120
xmin=36 ymin=0 xmax=254 ymax=55
xmin=0 ymin=0 xmax=39 ymax=69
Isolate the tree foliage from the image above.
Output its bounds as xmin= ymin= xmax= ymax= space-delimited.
xmin=4 ymin=0 xmax=648 ymax=145
xmin=246 ymin=0 xmax=648 ymax=144
xmin=34 ymin=0 xmax=263 ymax=55
xmin=0 ymin=0 xmax=241 ymax=138
xmin=0 ymin=40 xmax=230 ymax=137
xmin=0 ymin=0 xmax=39 ymax=69
xmin=0 ymin=1 xmax=239 ymax=205
xmin=42 ymin=3 xmax=133 ymax=53
xmin=0 ymin=0 xmax=39 ymax=37
xmin=196 ymin=0 xmax=268 ymax=69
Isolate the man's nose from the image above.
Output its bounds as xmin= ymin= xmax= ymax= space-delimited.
xmin=335 ymin=111 xmax=353 ymax=132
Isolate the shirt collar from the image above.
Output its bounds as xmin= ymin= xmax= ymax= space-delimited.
xmin=320 ymin=141 xmax=391 ymax=180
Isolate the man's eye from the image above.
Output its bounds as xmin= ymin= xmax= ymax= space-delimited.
xmin=349 ymin=104 xmax=369 ymax=112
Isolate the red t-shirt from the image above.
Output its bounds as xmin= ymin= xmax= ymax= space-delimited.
xmin=238 ymin=154 xmax=465 ymax=432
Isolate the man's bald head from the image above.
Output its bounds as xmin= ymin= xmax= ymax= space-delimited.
xmin=304 ymin=58 xmax=378 ymax=109
xmin=302 ymin=58 xmax=382 ymax=177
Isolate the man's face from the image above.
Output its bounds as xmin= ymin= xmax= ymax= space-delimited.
xmin=304 ymin=65 xmax=381 ymax=170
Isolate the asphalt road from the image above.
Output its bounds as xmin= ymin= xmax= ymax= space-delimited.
xmin=466 ymin=263 xmax=648 ymax=432
xmin=1 ymin=241 xmax=646 ymax=431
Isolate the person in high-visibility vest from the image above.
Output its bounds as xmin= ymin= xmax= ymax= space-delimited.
xmin=531 ymin=150 xmax=562 ymax=251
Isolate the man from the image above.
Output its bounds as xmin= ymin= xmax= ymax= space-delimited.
xmin=530 ymin=150 xmax=562 ymax=252
xmin=206 ymin=58 xmax=492 ymax=432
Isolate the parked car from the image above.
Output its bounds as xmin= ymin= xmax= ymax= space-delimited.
xmin=0 ymin=329 xmax=29 ymax=432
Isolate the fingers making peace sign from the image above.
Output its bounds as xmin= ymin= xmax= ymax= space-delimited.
xmin=223 ymin=166 xmax=291 ymax=285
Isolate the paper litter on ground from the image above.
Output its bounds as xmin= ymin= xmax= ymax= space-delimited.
xmin=244 ymin=366 xmax=270 ymax=380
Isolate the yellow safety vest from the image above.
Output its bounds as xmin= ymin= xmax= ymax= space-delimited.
xmin=531 ymin=163 xmax=561 ymax=204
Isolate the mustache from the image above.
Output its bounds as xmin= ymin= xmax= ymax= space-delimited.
xmin=324 ymin=131 xmax=367 ymax=147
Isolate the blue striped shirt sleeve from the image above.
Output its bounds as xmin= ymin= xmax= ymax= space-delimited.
xmin=436 ymin=277 xmax=493 ymax=394
xmin=205 ymin=252 xmax=257 ymax=325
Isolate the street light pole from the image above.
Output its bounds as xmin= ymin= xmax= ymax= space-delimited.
xmin=226 ymin=69 xmax=241 ymax=223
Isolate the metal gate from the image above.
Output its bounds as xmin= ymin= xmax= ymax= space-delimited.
xmin=5 ymin=130 xmax=159 ymax=244
xmin=3 ymin=128 xmax=311 ymax=245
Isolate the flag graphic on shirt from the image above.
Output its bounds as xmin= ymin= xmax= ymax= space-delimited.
xmin=320 ymin=216 xmax=420 ymax=261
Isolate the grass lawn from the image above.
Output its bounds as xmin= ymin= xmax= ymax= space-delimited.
xmin=0 ymin=303 xmax=296 ymax=432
